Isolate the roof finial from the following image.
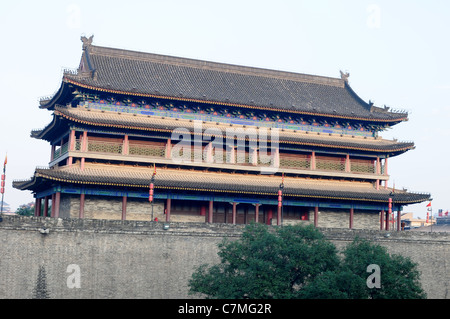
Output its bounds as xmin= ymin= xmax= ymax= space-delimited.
xmin=81 ymin=35 xmax=94 ymax=50
xmin=340 ymin=70 xmax=350 ymax=83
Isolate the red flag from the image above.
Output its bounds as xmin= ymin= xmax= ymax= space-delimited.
xmin=426 ymin=202 xmax=432 ymax=207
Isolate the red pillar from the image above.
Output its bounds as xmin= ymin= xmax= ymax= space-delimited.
xmin=69 ymin=130 xmax=76 ymax=151
xmin=384 ymin=157 xmax=389 ymax=189
xmin=274 ymin=148 xmax=280 ymax=168
xmin=34 ymin=198 xmax=41 ymax=217
xmin=166 ymin=138 xmax=172 ymax=159
xmin=385 ymin=210 xmax=390 ymax=230
xmin=349 ymin=207 xmax=354 ymax=229
xmin=232 ymin=202 xmax=237 ymax=225
xmin=314 ymin=206 xmax=319 ymax=227
xmin=122 ymin=195 xmax=127 ymax=220
xmin=311 ymin=151 xmax=316 ymax=170
xmin=51 ymin=194 xmax=55 ymax=217
xmin=79 ymin=193 xmax=85 ymax=219
xmin=345 ymin=154 xmax=350 ymax=172
xmin=375 ymin=157 xmax=380 ymax=173
xmin=43 ymin=196 xmax=49 ymax=217
xmin=384 ymin=157 xmax=389 ymax=176
xmin=208 ymin=200 xmax=214 ymax=223
xmin=386 ymin=198 xmax=392 ymax=231
xmin=380 ymin=210 xmax=385 ymax=230
xmin=267 ymin=208 xmax=273 ymax=225
xmin=166 ymin=198 xmax=171 ymax=222
xmin=81 ymin=131 xmax=87 ymax=170
xmin=54 ymin=192 xmax=61 ymax=218
xmin=81 ymin=131 xmax=88 ymax=151
xmin=376 ymin=156 xmax=381 ymax=190
xmin=397 ymin=210 xmax=401 ymax=231
xmin=68 ymin=130 xmax=76 ymax=167
xmin=122 ymin=134 xmax=129 ymax=155
xmin=200 ymin=205 xmax=206 ymax=216
xmin=255 ymin=204 xmax=259 ymax=223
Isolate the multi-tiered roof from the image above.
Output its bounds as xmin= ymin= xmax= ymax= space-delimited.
xmin=14 ymin=36 xmax=430 ymax=214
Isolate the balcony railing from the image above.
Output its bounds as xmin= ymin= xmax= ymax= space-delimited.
xmin=55 ymin=139 xmax=384 ymax=176
xmin=53 ymin=141 xmax=69 ymax=160
xmin=316 ymin=159 xmax=346 ymax=172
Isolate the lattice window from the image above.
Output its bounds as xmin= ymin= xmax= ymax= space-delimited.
xmin=279 ymin=158 xmax=311 ymax=170
xmin=351 ymin=163 xmax=375 ymax=174
xmin=316 ymin=159 xmax=346 ymax=172
xmin=129 ymin=144 xmax=165 ymax=157
xmin=75 ymin=139 xmax=82 ymax=151
xmin=87 ymin=141 xmax=122 ymax=154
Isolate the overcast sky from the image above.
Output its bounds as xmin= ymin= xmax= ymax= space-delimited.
xmin=0 ymin=0 xmax=449 ymax=218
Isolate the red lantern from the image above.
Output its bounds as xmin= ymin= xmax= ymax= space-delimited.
xmin=278 ymin=190 xmax=282 ymax=207
xmin=149 ymin=183 xmax=154 ymax=202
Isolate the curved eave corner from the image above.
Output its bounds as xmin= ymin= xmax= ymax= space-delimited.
xmin=39 ymin=79 xmax=74 ymax=111
xmin=344 ymin=81 xmax=408 ymax=125
xmin=12 ymin=176 xmax=38 ymax=192
xmin=29 ymin=115 xmax=61 ymax=141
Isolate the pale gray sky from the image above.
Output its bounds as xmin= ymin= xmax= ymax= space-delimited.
xmin=1 ymin=0 xmax=449 ymax=218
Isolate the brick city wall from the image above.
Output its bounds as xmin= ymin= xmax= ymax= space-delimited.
xmin=0 ymin=215 xmax=448 ymax=299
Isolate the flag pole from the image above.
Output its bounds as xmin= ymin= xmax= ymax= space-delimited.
xmin=430 ymin=205 xmax=433 ymax=232
xmin=1 ymin=153 xmax=7 ymax=217
xmin=149 ymin=163 xmax=156 ymax=221
xmin=426 ymin=200 xmax=433 ymax=232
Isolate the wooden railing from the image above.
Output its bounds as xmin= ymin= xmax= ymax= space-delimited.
xmin=53 ymin=141 xmax=69 ymax=160
xmin=129 ymin=144 xmax=166 ymax=157
xmin=59 ymin=139 xmax=383 ymax=175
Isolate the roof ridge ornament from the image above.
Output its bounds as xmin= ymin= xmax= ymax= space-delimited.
xmin=340 ymin=70 xmax=350 ymax=83
xmin=81 ymin=35 xmax=94 ymax=50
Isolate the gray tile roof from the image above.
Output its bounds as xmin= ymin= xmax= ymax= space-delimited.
xmin=32 ymin=106 xmax=414 ymax=155
xmin=59 ymin=41 xmax=407 ymax=123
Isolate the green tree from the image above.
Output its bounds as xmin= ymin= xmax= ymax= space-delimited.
xmin=340 ymin=238 xmax=426 ymax=299
xmin=189 ymin=223 xmax=426 ymax=299
xmin=298 ymin=270 xmax=367 ymax=299
xmin=32 ymin=265 xmax=50 ymax=299
xmin=15 ymin=202 xmax=34 ymax=216
xmin=189 ymin=223 xmax=340 ymax=298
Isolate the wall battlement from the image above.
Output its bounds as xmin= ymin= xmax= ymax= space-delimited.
xmin=0 ymin=215 xmax=448 ymax=299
